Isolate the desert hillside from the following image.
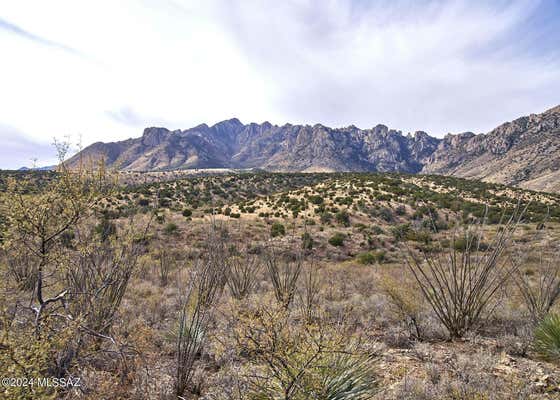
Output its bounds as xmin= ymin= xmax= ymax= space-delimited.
xmin=2 ymin=169 xmax=560 ymax=399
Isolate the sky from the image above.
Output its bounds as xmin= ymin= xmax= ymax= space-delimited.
xmin=0 ymin=0 xmax=559 ymax=168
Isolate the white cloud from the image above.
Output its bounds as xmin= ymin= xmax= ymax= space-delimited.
xmin=0 ymin=0 xmax=558 ymax=167
xmin=0 ymin=123 xmax=58 ymax=168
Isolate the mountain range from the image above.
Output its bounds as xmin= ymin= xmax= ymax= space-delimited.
xmin=68 ymin=105 xmax=560 ymax=192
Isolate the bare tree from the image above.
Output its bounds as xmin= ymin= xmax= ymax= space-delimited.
xmin=2 ymin=156 xmax=110 ymax=335
xmin=0 ymin=146 xmax=147 ymax=386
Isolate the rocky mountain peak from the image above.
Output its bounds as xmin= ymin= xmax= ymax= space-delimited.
xmin=212 ymin=118 xmax=243 ymax=129
xmin=141 ymin=127 xmax=171 ymax=147
xmin=68 ymin=105 xmax=560 ymax=192
xmin=410 ymin=131 xmax=430 ymax=140
xmin=544 ymin=104 xmax=560 ymax=115
xmin=372 ymin=124 xmax=389 ymax=134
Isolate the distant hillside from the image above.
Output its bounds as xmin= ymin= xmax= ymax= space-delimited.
xmin=67 ymin=105 xmax=560 ymax=192
xmin=17 ymin=165 xmax=56 ymax=171
xmin=422 ymin=105 xmax=560 ymax=193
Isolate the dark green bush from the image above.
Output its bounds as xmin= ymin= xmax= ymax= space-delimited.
xmin=335 ymin=210 xmax=351 ymax=227
xmin=271 ymin=222 xmax=286 ymax=238
xmin=320 ymin=212 xmax=333 ymax=224
xmin=356 ymin=252 xmax=375 ymax=265
xmin=309 ymin=195 xmax=324 ymax=205
xmin=164 ymin=222 xmax=179 ymax=235
xmin=391 ymin=223 xmax=411 ymax=241
xmin=328 ymin=232 xmax=346 ymax=247
xmin=357 ymin=250 xmax=386 ymax=264
xmin=378 ymin=207 xmax=394 ymax=222
xmin=452 ymin=236 xmax=489 ymax=251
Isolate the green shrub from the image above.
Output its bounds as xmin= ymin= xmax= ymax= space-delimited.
xmin=452 ymin=236 xmax=489 ymax=251
xmin=329 ymin=232 xmax=345 ymax=247
xmin=158 ymin=197 xmax=171 ymax=207
xmin=378 ymin=207 xmax=394 ymax=222
xmin=395 ymin=205 xmax=406 ymax=216
xmin=164 ymin=222 xmax=179 ymax=235
xmin=182 ymin=208 xmax=192 ymax=217
xmin=320 ymin=212 xmax=333 ymax=224
xmin=373 ymin=250 xmax=386 ymax=264
xmin=534 ymin=314 xmax=560 ymax=363
xmin=356 ymin=252 xmax=375 ymax=265
xmin=335 ymin=210 xmax=351 ymax=227
xmin=391 ymin=223 xmax=411 ymax=241
xmin=357 ymin=250 xmax=386 ymax=265
xmin=408 ymin=230 xmax=432 ymax=244
xmin=309 ymin=195 xmax=324 ymax=205
xmin=271 ymin=222 xmax=286 ymax=238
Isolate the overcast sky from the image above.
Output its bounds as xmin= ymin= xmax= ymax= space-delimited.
xmin=1 ymin=0 xmax=559 ymax=168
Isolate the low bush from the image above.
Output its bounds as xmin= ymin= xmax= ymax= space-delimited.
xmin=329 ymin=232 xmax=346 ymax=247
xmin=335 ymin=210 xmax=351 ymax=227
xmin=164 ymin=222 xmax=179 ymax=235
xmin=357 ymin=251 xmax=375 ymax=265
xmin=270 ymin=222 xmax=286 ymax=237
xmin=356 ymin=250 xmax=385 ymax=265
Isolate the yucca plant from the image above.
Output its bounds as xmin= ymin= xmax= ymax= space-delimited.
xmin=318 ymin=353 xmax=378 ymax=400
xmin=534 ymin=313 xmax=560 ymax=363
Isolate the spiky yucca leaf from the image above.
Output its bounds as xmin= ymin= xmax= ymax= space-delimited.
xmin=319 ymin=353 xmax=378 ymax=400
xmin=534 ymin=314 xmax=560 ymax=362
